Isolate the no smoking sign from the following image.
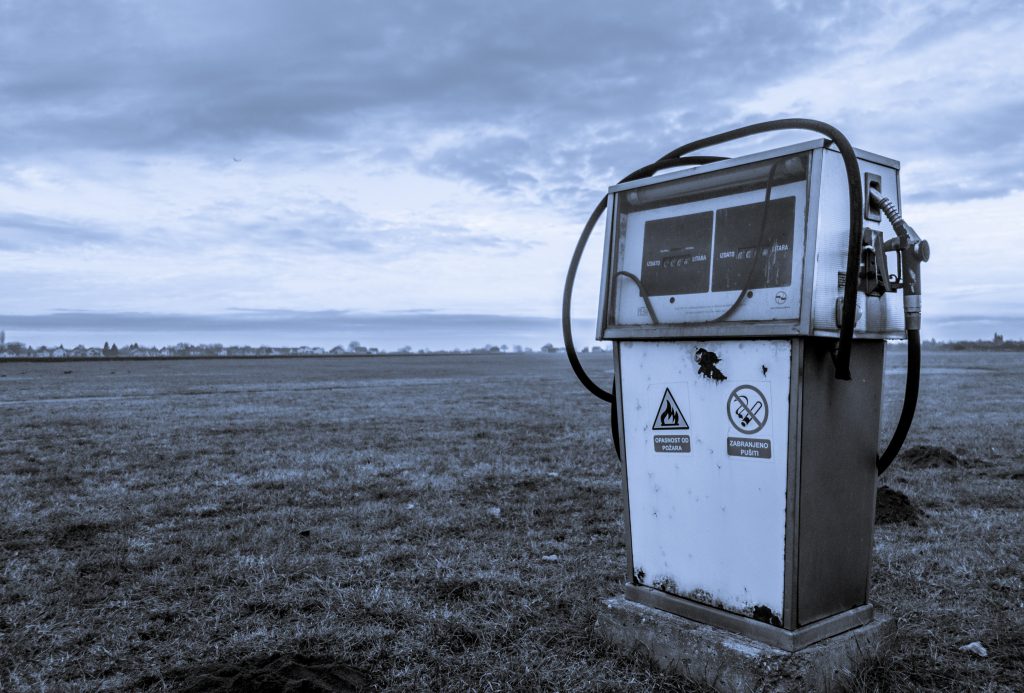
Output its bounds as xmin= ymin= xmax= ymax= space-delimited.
xmin=727 ymin=385 xmax=769 ymax=435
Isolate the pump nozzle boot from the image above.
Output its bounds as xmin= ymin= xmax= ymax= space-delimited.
xmin=868 ymin=189 xmax=930 ymax=330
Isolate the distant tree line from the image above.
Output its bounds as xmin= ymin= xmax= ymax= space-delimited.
xmin=921 ymin=334 xmax=1024 ymax=351
xmin=0 ymin=338 xmax=591 ymax=359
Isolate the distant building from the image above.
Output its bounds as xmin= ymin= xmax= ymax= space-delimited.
xmin=994 ymin=332 xmax=1004 ymax=345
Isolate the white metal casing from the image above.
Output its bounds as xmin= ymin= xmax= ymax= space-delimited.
xmin=598 ymin=139 xmax=905 ymax=341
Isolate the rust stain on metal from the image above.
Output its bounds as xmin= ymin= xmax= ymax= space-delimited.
xmin=677 ymin=587 xmax=725 ymax=610
xmin=751 ymin=604 xmax=783 ymax=627
xmin=695 ymin=348 xmax=727 ymax=382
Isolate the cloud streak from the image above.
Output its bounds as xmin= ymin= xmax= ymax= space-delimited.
xmin=0 ymin=310 xmax=592 ymax=351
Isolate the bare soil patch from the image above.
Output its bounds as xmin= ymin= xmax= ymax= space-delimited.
xmin=875 ymin=485 xmax=922 ymax=525
xmin=898 ymin=444 xmax=982 ymax=468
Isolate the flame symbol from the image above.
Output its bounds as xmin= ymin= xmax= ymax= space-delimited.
xmin=661 ymin=400 xmax=679 ymax=427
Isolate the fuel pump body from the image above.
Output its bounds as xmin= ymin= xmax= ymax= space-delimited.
xmin=598 ymin=139 xmax=902 ymax=650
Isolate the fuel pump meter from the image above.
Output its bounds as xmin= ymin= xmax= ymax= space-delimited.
xmin=564 ymin=120 xmax=928 ymax=651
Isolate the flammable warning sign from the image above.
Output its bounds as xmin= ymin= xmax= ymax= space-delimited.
xmin=652 ymin=388 xmax=689 ymax=430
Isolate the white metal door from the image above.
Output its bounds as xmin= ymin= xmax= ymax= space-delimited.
xmin=619 ymin=339 xmax=791 ymax=621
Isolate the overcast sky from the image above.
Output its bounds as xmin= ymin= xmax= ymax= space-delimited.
xmin=2 ymin=0 xmax=1023 ymax=348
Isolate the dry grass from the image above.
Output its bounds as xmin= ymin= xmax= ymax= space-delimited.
xmin=0 ymin=351 xmax=1021 ymax=691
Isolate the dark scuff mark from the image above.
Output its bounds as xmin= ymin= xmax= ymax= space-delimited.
xmin=761 ymin=364 xmax=768 ymax=376
xmin=695 ymin=348 xmax=727 ymax=381
xmin=683 ymin=588 xmax=725 ymax=610
xmin=651 ymin=577 xmax=679 ymax=594
xmin=752 ymin=605 xmax=783 ymax=627
xmin=634 ymin=568 xmax=646 ymax=584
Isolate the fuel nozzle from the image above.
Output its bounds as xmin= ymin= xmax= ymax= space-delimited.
xmin=869 ymin=189 xmax=930 ymax=331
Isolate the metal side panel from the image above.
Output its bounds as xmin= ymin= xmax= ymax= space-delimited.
xmin=796 ymin=339 xmax=884 ymax=625
xmin=619 ymin=340 xmax=791 ymax=623
xmin=810 ymin=150 xmax=904 ymax=337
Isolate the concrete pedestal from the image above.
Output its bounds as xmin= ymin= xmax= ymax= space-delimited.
xmin=596 ymin=597 xmax=893 ymax=692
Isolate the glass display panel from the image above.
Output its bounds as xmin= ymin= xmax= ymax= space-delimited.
xmin=607 ymin=153 xmax=809 ymax=328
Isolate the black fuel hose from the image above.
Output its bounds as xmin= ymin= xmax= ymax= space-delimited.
xmin=562 ymin=155 xmax=726 ymax=403
xmin=877 ymin=331 xmax=921 ymax=474
xmin=563 ymin=119 xmax=865 ymax=403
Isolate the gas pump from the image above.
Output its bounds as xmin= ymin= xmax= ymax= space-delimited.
xmin=563 ymin=120 xmax=928 ymax=650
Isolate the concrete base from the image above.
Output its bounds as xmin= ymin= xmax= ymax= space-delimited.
xmin=596 ymin=597 xmax=894 ymax=692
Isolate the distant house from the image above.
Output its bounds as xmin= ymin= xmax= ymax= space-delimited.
xmin=994 ymin=332 xmax=1004 ymax=345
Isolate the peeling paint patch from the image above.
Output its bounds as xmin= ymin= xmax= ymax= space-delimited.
xmin=634 ymin=568 xmax=646 ymax=584
xmin=762 ymin=364 xmax=768 ymax=376
xmin=751 ymin=604 xmax=783 ymax=627
xmin=695 ymin=348 xmax=727 ymax=381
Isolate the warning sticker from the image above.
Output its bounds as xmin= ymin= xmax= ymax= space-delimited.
xmin=653 ymin=388 xmax=689 ymax=430
xmin=727 ymin=437 xmax=772 ymax=459
xmin=727 ymin=385 xmax=768 ymax=435
xmin=654 ymin=435 xmax=691 ymax=453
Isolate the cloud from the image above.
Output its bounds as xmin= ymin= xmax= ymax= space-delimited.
xmin=0 ymin=2 xmax=857 ymax=162
xmin=737 ymin=2 xmax=1024 ymax=202
xmin=0 ymin=212 xmax=121 ymax=250
xmin=421 ymin=134 xmax=537 ymax=195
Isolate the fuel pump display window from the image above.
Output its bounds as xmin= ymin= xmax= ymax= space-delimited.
xmin=712 ymin=196 xmax=795 ymax=292
xmin=605 ymin=153 xmax=809 ymax=329
xmin=640 ymin=211 xmax=713 ymax=296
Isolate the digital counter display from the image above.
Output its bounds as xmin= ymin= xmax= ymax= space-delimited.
xmin=712 ymin=196 xmax=794 ymax=292
xmin=639 ymin=196 xmax=795 ymax=296
xmin=640 ymin=211 xmax=713 ymax=296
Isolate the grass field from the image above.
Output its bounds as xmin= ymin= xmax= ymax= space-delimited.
xmin=1 ymin=350 xmax=1021 ymax=691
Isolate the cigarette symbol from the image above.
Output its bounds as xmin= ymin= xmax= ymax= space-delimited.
xmin=733 ymin=396 xmax=763 ymax=427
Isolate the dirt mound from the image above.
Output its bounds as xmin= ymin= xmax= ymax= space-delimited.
xmin=876 ymin=485 xmax=922 ymax=525
xmin=151 ymin=652 xmax=368 ymax=692
xmin=898 ymin=445 xmax=970 ymax=469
